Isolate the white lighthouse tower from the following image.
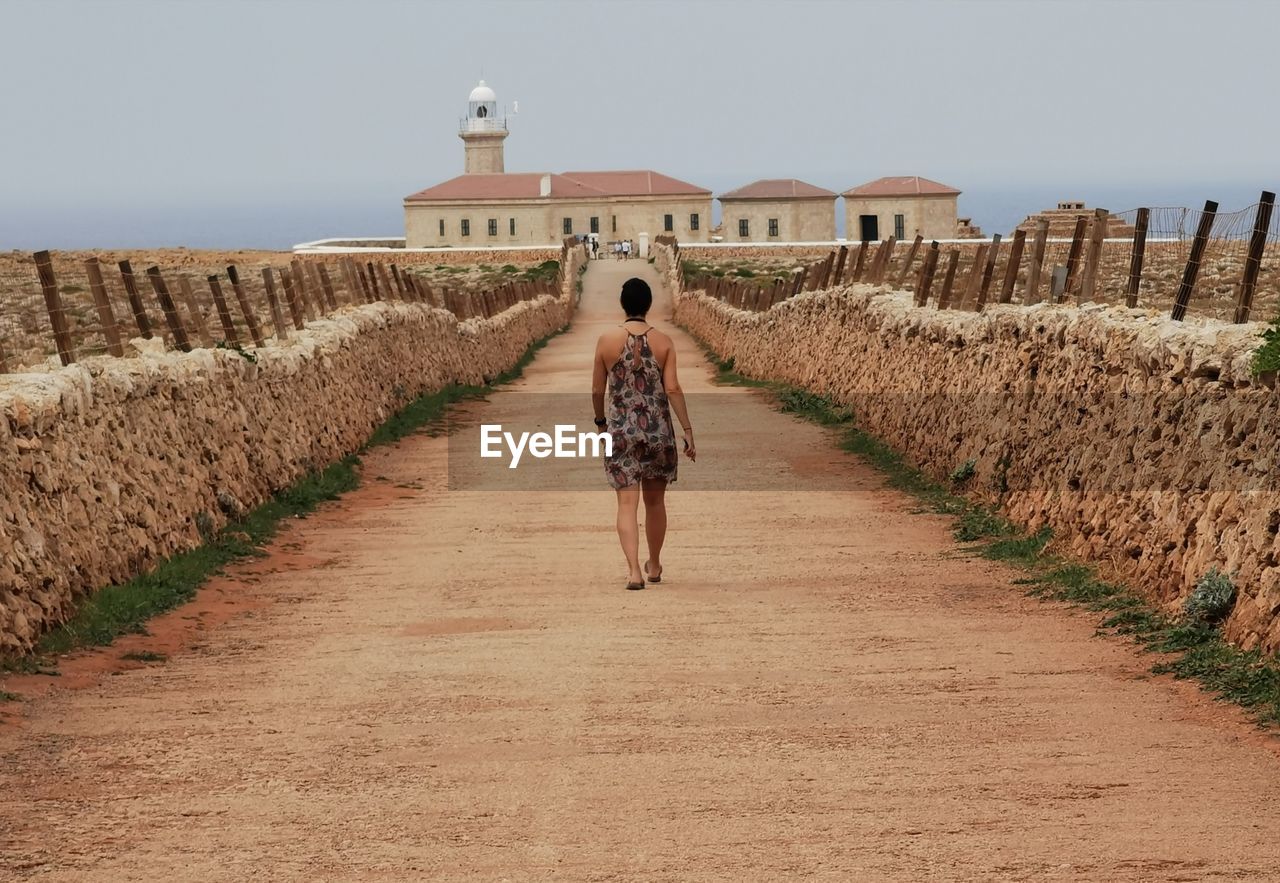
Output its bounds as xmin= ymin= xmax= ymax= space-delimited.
xmin=459 ymin=80 xmax=508 ymax=174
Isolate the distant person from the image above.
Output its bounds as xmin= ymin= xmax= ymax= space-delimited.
xmin=622 ymin=239 xmax=631 ymax=260
xmin=592 ymin=277 xmax=695 ymax=590
xmin=591 ymin=237 xmax=599 ymax=259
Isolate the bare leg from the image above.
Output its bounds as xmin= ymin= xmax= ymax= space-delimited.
xmin=615 ymin=486 xmax=643 ymax=583
xmin=642 ymin=478 xmax=667 ymax=578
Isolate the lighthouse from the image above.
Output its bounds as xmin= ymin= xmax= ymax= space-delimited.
xmin=459 ymin=80 xmax=508 ymax=174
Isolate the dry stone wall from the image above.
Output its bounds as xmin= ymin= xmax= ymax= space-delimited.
xmin=0 ymin=248 xmax=584 ymax=653
xmin=654 ymin=243 xmax=1280 ymax=653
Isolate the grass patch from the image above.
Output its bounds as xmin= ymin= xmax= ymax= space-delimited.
xmin=0 ymin=690 xmax=19 ymax=702
xmin=695 ymin=334 xmax=1280 ymax=728
xmin=2 ymin=325 xmax=567 ymax=670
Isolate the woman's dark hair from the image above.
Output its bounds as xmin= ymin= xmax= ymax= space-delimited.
xmin=620 ymin=277 xmax=652 ymax=316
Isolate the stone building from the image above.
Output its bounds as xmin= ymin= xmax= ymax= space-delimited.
xmin=842 ymin=176 xmax=962 ymax=241
xmin=404 ymin=82 xmax=712 ymax=248
xmin=717 ymin=179 xmax=837 ymax=242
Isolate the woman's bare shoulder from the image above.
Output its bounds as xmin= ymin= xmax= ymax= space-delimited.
xmin=596 ymin=327 xmax=628 ymax=346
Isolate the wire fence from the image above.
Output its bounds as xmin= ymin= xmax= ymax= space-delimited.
xmin=684 ymin=195 xmax=1280 ymax=322
xmin=0 ymin=243 xmax=578 ymax=374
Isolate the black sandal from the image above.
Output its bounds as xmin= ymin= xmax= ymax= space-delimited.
xmin=644 ymin=560 xmax=662 ymax=583
xmin=625 ymin=579 xmax=645 ymax=591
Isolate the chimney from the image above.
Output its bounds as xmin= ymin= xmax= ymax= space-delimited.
xmin=540 ymin=174 xmax=551 ymax=197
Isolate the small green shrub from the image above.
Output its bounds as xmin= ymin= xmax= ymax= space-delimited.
xmin=949 ymin=459 xmax=976 ymax=484
xmin=733 ymin=268 xmax=756 ymax=278
xmin=1184 ymin=567 xmax=1236 ymax=624
xmin=1251 ymin=315 xmax=1280 ymax=377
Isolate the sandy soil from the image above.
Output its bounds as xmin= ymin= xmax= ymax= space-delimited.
xmin=3 ymin=260 xmax=1280 ymax=881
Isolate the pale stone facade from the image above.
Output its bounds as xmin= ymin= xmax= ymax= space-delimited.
xmin=842 ymin=177 xmax=961 ymax=241
xmin=405 ymin=82 xmax=711 ymax=248
xmin=405 ymin=192 xmax=710 ymax=249
xmin=718 ymin=179 xmax=837 ymax=242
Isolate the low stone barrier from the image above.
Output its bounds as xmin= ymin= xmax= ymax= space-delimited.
xmin=654 ymin=243 xmax=1280 ymax=653
xmin=0 ymin=248 xmax=584 ymax=653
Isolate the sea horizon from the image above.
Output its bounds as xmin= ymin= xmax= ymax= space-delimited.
xmin=3 ymin=179 xmax=1272 ymax=252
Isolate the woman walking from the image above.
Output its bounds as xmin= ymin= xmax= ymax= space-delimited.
xmin=592 ymin=277 xmax=695 ymax=590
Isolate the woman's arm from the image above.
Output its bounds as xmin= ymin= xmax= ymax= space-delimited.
xmin=661 ymin=346 xmax=696 ymax=461
xmin=591 ymin=339 xmax=607 ymax=424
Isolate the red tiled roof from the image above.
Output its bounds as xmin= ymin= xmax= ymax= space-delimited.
xmin=404 ymin=173 xmax=605 ymax=201
xmin=718 ymin=178 xmax=837 ymax=200
xmin=559 ymin=170 xmax=710 ymax=196
xmin=405 ymin=169 xmax=710 ymax=202
xmin=842 ymin=176 xmax=961 ymax=198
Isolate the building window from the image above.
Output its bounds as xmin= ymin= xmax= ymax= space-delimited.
xmin=438 ymin=219 xmax=445 ymax=236
xmin=664 ymin=214 xmax=673 ymax=232
xmin=690 ymin=213 xmax=699 ymax=231
xmin=563 ymin=217 xmax=573 ymax=235
xmin=612 ymin=215 xmax=617 ymax=233
xmin=894 ymin=214 xmax=905 ymax=240
xmin=488 ymin=218 xmax=498 ymax=236
xmin=738 ymin=219 xmax=749 ymax=238
xmin=509 ymin=218 xmax=516 ymax=235
xmin=461 ymin=219 xmax=470 ymax=237
xmin=590 ymin=216 xmax=599 ymax=234
xmin=768 ymin=218 xmax=779 ymax=238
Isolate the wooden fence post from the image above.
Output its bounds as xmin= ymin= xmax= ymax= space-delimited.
xmin=225 ymin=265 xmax=266 ymax=346
xmin=376 ymin=263 xmax=397 ymax=303
xmin=1060 ymin=216 xmax=1089 ymax=301
xmin=117 ymin=259 xmax=155 ymax=339
xmin=279 ymin=268 xmax=306 ymax=330
xmin=205 ymin=274 xmax=241 ymax=344
xmin=290 ymin=259 xmax=318 ymax=320
xmin=1234 ymin=191 xmax=1275 ymax=323
xmin=176 ymin=275 xmax=214 ymax=347
xmin=362 ymin=262 xmax=380 ymax=300
xmin=316 ymin=264 xmax=339 ymax=311
xmin=818 ymin=251 xmax=835 ymax=288
xmin=914 ymin=241 xmax=940 ymax=307
xmin=146 ymin=267 xmax=192 ymax=352
xmin=937 ymin=250 xmax=961 ymax=309
xmin=999 ymin=229 xmax=1026 ymax=304
xmin=872 ymin=238 xmax=897 ymax=284
xmin=832 ymin=244 xmax=849 ymax=285
xmin=84 ymin=257 xmax=124 ymax=357
xmin=960 ymin=244 xmax=988 ymax=309
xmin=33 ymin=251 xmax=77 ymax=365
xmin=849 ymin=242 xmax=867 ymax=282
xmin=1022 ymin=218 xmax=1050 ymax=304
xmin=1078 ymin=208 xmax=1109 ymax=304
xmin=1171 ymin=199 xmax=1219 ymax=321
xmin=305 ymin=262 xmax=335 ymax=310
xmin=338 ymin=259 xmax=358 ymax=304
xmin=1125 ymin=207 xmax=1151 ymax=308
xmin=355 ymin=261 xmax=374 ymax=302
xmin=895 ymin=234 xmax=925 ymax=287
xmin=260 ymin=268 xmax=289 ymax=341
xmin=864 ymin=241 xmax=885 ymax=283
xmin=976 ymin=234 xmax=1002 ymax=310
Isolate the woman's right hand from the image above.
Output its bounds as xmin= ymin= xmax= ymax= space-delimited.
xmin=682 ymin=430 xmax=696 ymax=462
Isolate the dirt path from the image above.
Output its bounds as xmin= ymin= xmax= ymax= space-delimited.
xmin=3 ymin=259 xmax=1280 ymax=881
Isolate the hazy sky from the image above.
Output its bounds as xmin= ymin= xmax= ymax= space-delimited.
xmin=3 ymin=0 xmax=1276 ymax=248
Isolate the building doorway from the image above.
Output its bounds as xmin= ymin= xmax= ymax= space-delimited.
xmin=859 ymin=215 xmax=879 ymax=242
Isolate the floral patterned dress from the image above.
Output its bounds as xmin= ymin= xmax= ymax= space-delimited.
xmin=604 ymin=329 xmax=678 ymax=489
